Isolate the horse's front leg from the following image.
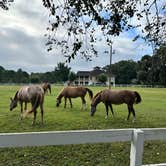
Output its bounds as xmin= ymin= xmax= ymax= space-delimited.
xmin=24 ymin=102 xmax=27 ymax=110
xmin=104 ymin=102 xmax=109 ymax=119
xmin=69 ymin=98 xmax=73 ymax=108
xmin=109 ymin=103 xmax=114 ymax=118
xmin=131 ymin=105 xmax=136 ymax=123
xmin=20 ymin=102 xmax=23 ymax=120
xmin=64 ymin=97 xmax=67 ymax=108
xmin=126 ymin=104 xmax=131 ymax=121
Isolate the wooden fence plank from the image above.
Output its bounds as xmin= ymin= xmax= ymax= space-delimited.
xmin=0 ymin=129 xmax=132 ymax=148
xmin=0 ymin=128 xmax=166 ymax=166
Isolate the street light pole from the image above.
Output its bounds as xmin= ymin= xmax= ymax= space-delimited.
xmin=109 ymin=43 xmax=112 ymax=89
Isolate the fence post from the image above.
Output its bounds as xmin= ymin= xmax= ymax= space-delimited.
xmin=130 ymin=129 xmax=144 ymax=166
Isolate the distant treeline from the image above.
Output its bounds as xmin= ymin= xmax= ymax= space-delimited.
xmin=0 ymin=45 xmax=166 ymax=85
xmin=0 ymin=63 xmax=73 ymax=84
xmin=104 ymin=44 xmax=166 ymax=86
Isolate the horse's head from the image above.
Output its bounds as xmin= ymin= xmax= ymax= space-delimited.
xmin=56 ymin=97 xmax=61 ymax=107
xmin=90 ymin=91 xmax=102 ymax=116
xmin=90 ymin=104 xmax=96 ymax=116
xmin=10 ymin=97 xmax=17 ymax=111
xmin=42 ymin=82 xmax=51 ymax=95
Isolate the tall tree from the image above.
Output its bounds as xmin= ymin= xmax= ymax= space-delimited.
xmin=68 ymin=71 xmax=77 ymax=82
xmin=155 ymin=44 xmax=166 ymax=85
xmin=54 ymin=63 xmax=71 ymax=82
xmin=105 ymin=60 xmax=137 ymax=84
xmin=137 ymin=55 xmax=152 ymax=84
xmin=98 ymin=74 xmax=107 ymax=84
xmin=16 ymin=68 xmax=29 ymax=83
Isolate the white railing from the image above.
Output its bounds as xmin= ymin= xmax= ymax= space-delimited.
xmin=0 ymin=128 xmax=166 ymax=166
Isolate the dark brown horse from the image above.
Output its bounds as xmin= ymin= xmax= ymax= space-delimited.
xmin=56 ymin=86 xmax=93 ymax=109
xmin=90 ymin=89 xmax=141 ymax=122
xmin=10 ymin=85 xmax=45 ymax=125
xmin=42 ymin=82 xmax=51 ymax=94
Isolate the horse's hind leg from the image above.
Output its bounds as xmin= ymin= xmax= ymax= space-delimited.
xmin=104 ymin=102 xmax=109 ymax=119
xmin=69 ymin=98 xmax=72 ymax=108
xmin=81 ymin=97 xmax=86 ymax=110
xmin=32 ymin=110 xmax=37 ymax=126
xmin=40 ymin=104 xmax=44 ymax=125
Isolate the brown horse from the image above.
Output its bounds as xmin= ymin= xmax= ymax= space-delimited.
xmin=90 ymin=89 xmax=142 ymax=122
xmin=56 ymin=86 xmax=93 ymax=109
xmin=10 ymin=85 xmax=45 ymax=125
xmin=42 ymin=82 xmax=51 ymax=94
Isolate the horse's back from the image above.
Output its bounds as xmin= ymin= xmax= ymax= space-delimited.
xmin=62 ymin=86 xmax=86 ymax=97
xmin=18 ymin=85 xmax=44 ymax=102
xmin=101 ymin=89 xmax=136 ymax=104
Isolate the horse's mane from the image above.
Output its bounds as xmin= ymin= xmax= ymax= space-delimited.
xmin=91 ymin=91 xmax=103 ymax=106
xmin=57 ymin=87 xmax=65 ymax=99
xmin=93 ymin=91 xmax=102 ymax=99
xmin=14 ymin=91 xmax=19 ymax=100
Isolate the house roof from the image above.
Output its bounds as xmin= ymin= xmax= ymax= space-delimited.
xmin=77 ymin=71 xmax=91 ymax=76
xmin=77 ymin=69 xmax=105 ymax=77
xmin=90 ymin=69 xmax=104 ymax=76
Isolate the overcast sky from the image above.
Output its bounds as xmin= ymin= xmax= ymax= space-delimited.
xmin=0 ymin=1 xmax=153 ymax=73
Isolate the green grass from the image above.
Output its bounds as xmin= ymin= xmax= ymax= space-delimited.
xmin=0 ymin=85 xmax=166 ymax=165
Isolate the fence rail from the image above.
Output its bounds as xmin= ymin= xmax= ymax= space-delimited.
xmin=0 ymin=128 xmax=166 ymax=166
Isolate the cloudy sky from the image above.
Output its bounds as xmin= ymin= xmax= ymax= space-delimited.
xmin=0 ymin=1 xmax=153 ymax=73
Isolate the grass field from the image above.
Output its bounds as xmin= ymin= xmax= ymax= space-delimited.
xmin=0 ymin=85 xmax=166 ymax=165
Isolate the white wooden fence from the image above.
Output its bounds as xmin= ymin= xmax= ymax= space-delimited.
xmin=0 ymin=128 xmax=166 ymax=166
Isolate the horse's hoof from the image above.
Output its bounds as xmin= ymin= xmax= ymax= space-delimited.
xmin=132 ymin=119 xmax=136 ymax=123
xmin=39 ymin=123 xmax=44 ymax=127
xmin=31 ymin=122 xmax=35 ymax=126
xmin=20 ymin=116 xmax=23 ymax=120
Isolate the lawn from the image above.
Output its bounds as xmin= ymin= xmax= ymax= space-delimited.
xmin=0 ymin=85 xmax=166 ymax=165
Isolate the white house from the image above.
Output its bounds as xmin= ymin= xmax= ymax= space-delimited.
xmin=75 ymin=69 xmax=115 ymax=86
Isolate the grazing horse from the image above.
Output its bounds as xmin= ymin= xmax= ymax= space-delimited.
xmin=42 ymin=82 xmax=51 ymax=94
xmin=56 ymin=86 xmax=93 ymax=109
xmin=10 ymin=85 xmax=45 ymax=125
xmin=12 ymin=82 xmax=51 ymax=113
xmin=90 ymin=89 xmax=142 ymax=122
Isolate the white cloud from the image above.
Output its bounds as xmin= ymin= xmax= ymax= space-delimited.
xmin=0 ymin=1 xmax=152 ymax=73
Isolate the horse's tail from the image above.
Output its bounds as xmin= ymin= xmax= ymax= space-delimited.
xmin=86 ymin=88 xmax=93 ymax=100
xmin=134 ymin=91 xmax=142 ymax=104
xmin=23 ymin=93 xmax=42 ymax=117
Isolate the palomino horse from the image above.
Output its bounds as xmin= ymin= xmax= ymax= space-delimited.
xmin=10 ymin=85 xmax=45 ymax=125
xmin=42 ymin=82 xmax=51 ymax=94
xmin=90 ymin=89 xmax=142 ymax=122
xmin=56 ymin=86 xmax=93 ymax=109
